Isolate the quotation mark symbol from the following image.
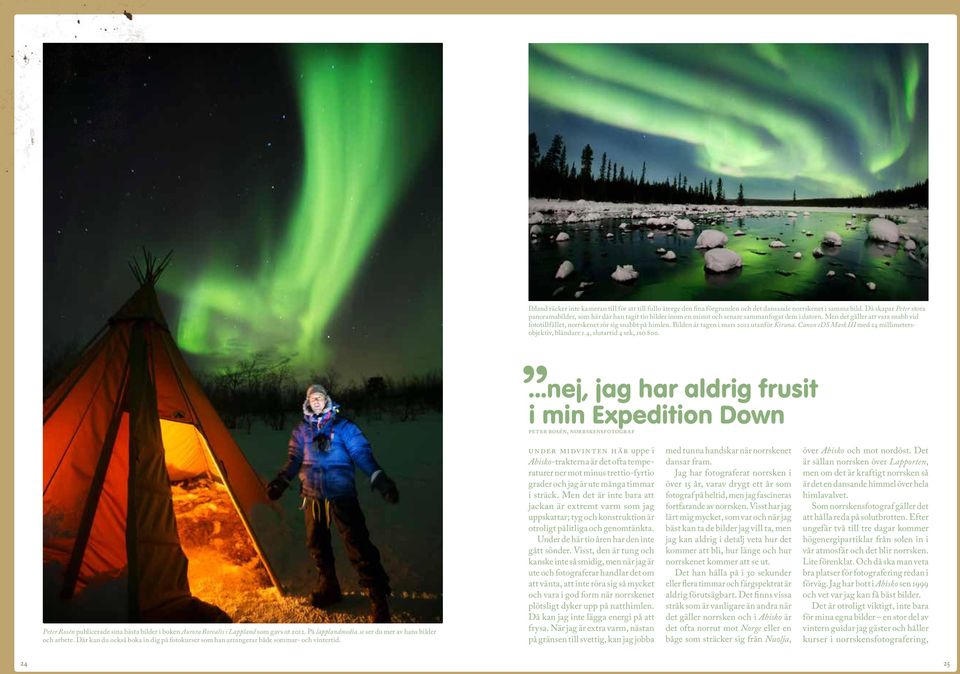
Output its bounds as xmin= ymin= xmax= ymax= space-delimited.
xmin=523 ymin=365 xmax=548 ymax=383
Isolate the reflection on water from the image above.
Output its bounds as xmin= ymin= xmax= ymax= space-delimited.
xmin=529 ymin=211 xmax=928 ymax=301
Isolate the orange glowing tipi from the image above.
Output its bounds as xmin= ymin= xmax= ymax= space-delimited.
xmin=43 ymin=252 xmax=279 ymax=621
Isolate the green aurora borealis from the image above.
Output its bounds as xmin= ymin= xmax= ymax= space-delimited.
xmin=529 ymin=44 xmax=928 ymax=199
xmin=173 ymin=45 xmax=439 ymax=369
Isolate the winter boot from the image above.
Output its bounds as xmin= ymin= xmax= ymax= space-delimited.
xmin=310 ymin=572 xmax=343 ymax=609
xmin=368 ymin=589 xmax=391 ymax=623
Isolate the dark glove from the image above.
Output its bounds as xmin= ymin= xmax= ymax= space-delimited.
xmin=372 ymin=472 xmax=399 ymax=504
xmin=266 ymin=475 xmax=289 ymax=501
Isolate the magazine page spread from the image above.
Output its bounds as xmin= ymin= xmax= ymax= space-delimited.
xmin=12 ymin=11 xmax=958 ymax=674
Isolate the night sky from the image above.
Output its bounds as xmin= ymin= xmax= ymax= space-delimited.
xmin=529 ymin=44 xmax=928 ymax=199
xmin=44 ymin=43 xmax=442 ymax=380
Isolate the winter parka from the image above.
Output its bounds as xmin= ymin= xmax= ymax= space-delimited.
xmin=279 ymin=398 xmax=381 ymax=500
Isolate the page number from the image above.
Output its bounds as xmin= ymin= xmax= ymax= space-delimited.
xmin=19 ymin=662 xmax=26 ymax=669
xmin=944 ymin=662 xmax=951 ymax=669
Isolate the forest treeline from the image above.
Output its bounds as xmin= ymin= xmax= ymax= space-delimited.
xmin=529 ymin=132 xmax=929 ymax=208
xmin=43 ymin=345 xmax=442 ymax=431
xmin=529 ymin=133 xmax=743 ymax=206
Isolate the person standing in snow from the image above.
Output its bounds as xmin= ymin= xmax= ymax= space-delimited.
xmin=266 ymin=383 xmax=399 ymax=623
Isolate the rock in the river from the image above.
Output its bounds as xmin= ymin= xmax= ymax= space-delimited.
xmin=866 ymin=282 xmax=876 ymax=291
xmin=661 ymin=250 xmax=677 ymax=261
xmin=793 ymin=252 xmax=802 ymax=259
xmin=769 ymin=240 xmax=787 ymax=248
xmin=812 ymin=247 xmax=824 ymax=258
xmin=822 ymin=231 xmax=843 ymax=247
xmin=555 ymin=231 xmax=571 ymax=242
xmin=867 ymin=217 xmax=900 ymax=243
xmin=555 ymin=260 xmax=575 ymax=279
xmin=695 ymin=229 xmax=728 ymax=249
xmin=704 ymin=248 xmax=743 ymax=273
xmin=611 ymin=265 xmax=639 ymax=282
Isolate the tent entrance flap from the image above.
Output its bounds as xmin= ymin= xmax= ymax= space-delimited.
xmin=160 ymin=419 xmax=281 ymax=595
xmin=160 ymin=419 xmax=218 ymax=481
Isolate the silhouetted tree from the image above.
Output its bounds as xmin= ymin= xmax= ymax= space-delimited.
xmin=579 ymin=144 xmax=594 ymax=197
xmin=737 ymin=183 xmax=745 ymax=206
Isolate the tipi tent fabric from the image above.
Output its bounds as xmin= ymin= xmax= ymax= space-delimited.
xmin=43 ymin=271 xmax=279 ymax=621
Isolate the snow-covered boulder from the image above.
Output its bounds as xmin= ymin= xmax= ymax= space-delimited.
xmin=605 ymin=232 xmax=615 ymax=239
xmin=574 ymin=290 xmax=584 ymax=299
xmin=695 ymin=229 xmax=728 ymax=249
xmin=564 ymin=213 xmax=580 ymax=224
xmin=611 ymin=265 xmax=639 ymax=282
xmin=866 ymin=282 xmax=876 ymax=291
xmin=704 ymin=248 xmax=743 ymax=273
xmin=822 ymin=231 xmax=843 ymax=247
xmin=812 ymin=247 xmax=824 ymax=258
xmin=733 ymin=230 xmax=745 ymax=236
xmin=787 ymin=211 xmax=798 ymax=218
xmin=674 ymin=218 xmax=695 ymax=231
xmin=555 ymin=232 xmax=571 ymax=242
xmin=793 ymin=252 xmax=802 ymax=259
xmin=646 ymin=232 xmax=654 ymax=239
xmin=769 ymin=240 xmax=787 ymax=248
xmin=826 ymin=271 xmax=835 ymax=278
xmin=905 ymin=239 xmax=917 ymax=252
xmin=866 ymin=217 xmax=900 ymax=243
xmin=555 ymin=260 xmax=575 ymax=279
xmin=845 ymin=272 xmax=856 ymax=279
xmin=529 ymin=212 xmax=545 ymax=225
xmin=530 ymin=224 xmax=543 ymax=237
xmin=619 ymin=222 xmax=630 ymax=230
xmin=661 ymin=250 xmax=677 ymax=261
